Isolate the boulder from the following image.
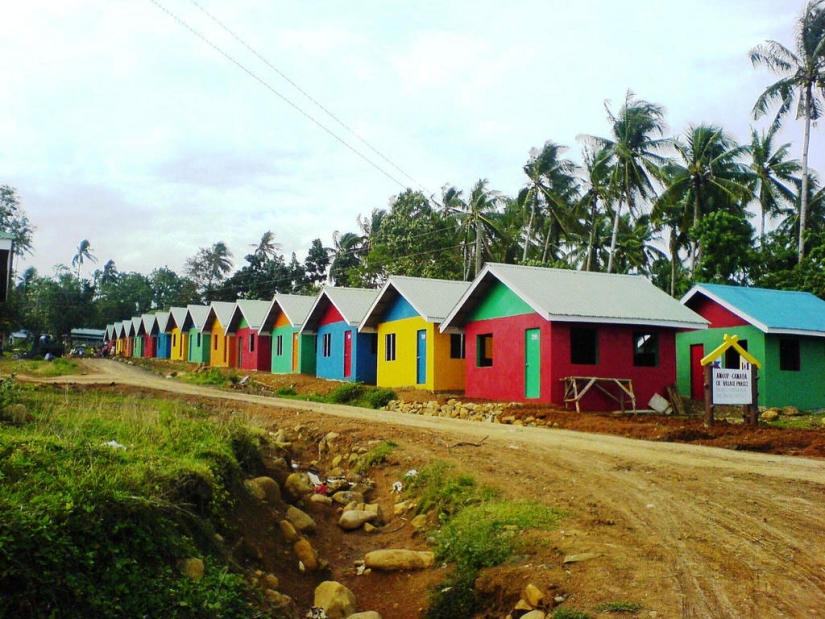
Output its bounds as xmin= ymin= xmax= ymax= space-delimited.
xmin=781 ymin=405 xmax=801 ymax=417
xmin=364 ymin=549 xmax=435 ymax=571
xmin=286 ymin=505 xmax=316 ymax=533
xmin=332 ymin=490 xmax=365 ymax=505
xmin=520 ymin=611 xmax=546 ymax=619
xmin=264 ymin=589 xmax=293 ymax=610
xmin=314 ymin=581 xmax=357 ymax=619
xmin=284 ymin=472 xmax=313 ymax=498
xmin=294 ymin=538 xmax=319 ymax=572
xmin=245 ymin=476 xmax=282 ymax=506
xmin=760 ymin=409 xmax=779 ymax=422
xmin=522 ymin=583 xmax=545 ymax=608
xmin=348 ymin=612 xmax=382 ymax=619
xmin=279 ymin=519 xmax=301 ymax=543
xmin=339 ymin=510 xmax=378 ymax=531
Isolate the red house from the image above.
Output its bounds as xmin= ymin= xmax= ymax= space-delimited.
xmin=440 ymin=263 xmax=706 ymax=411
xmin=226 ymin=299 xmax=272 ymax=371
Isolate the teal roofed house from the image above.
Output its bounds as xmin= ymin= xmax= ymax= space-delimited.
xmin=264 ymin=294 xmax=317 ymax=375
xmin=186 ymin=305 xmax=211 ymax=364
xmin=677 ymin=283 xmax=825 ymax=410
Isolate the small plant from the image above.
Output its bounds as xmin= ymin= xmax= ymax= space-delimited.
xmin=363 ymin=387 xmax=396 ymax=409
xmin=408 ymin=461 xmax=498 ymax=519
xmin=276 ymin=385 xmax=297 ymax=397
xmin=596 ymin=600 xmax=643 ymax=613
xmin=425 ymin=571 xmax=478 ymax=619
xmin=330 ymin=382 xmax=363 ymax=403
xmin=553 ymin=609 xmax=593 ymax=619
xmin=354 ymin=440 xmax=397 ymax=473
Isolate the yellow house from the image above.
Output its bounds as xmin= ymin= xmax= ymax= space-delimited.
xmin=203 ymin=301 xmax=237 ymax=368
xmin=169 ymin=306 xmax=190 ymax=361
xmin=360 ymin=276 xmax=470 ymax=392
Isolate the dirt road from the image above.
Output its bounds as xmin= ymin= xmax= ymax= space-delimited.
xmin=39 ymin=360 xmax=825 ymax=617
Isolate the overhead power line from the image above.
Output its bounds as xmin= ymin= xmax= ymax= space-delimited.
xmin=147 ymin=0 xmax=409 ymax=191
xmin=187 ymin=0 xmax=431 ymax=195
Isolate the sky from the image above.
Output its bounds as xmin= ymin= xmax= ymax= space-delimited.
xmin=0 ymin=0 xmax=813 ymax=280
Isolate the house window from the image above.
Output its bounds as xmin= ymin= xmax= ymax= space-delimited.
xmin=633 ymin=332 xmax=659 ymax=367
xmin=450 ymin=333 xmax=466 ymax=359
xmin=385 ymin=333 xmax=397 ymax=361
xmin=724 ymin=339 xmax=747 ymax=369
xmin=476 ymin=334 xmax=493 ymax=367
xmin=214 ymin=334 xmax=218 ymax=350
xmin=570 ymin=327 xmax=598 ymax=365
xmin=321 ymin=333 xmax=332 ymax=357
xmin=249 ymin=333 xmax=255 ymax=352
xmin=779 ymin=337 xmax=800 ymax=371
xmin=276 ymin=335 xmax=283 ymax=356
xmin=172 ymin=333 xmax=177 ymax=346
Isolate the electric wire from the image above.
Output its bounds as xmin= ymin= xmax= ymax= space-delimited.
xmin=147 ymin=0 xmax=408 ymax=190
xmin=187 ymin=0 xmax=431 ymax=195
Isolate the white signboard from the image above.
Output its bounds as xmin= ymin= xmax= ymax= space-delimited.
xmin=712 ymin=367 xmax=752 ymax=405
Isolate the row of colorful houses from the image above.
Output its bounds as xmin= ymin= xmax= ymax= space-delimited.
xmin=104 ymin=263 xmax=825 ymax=411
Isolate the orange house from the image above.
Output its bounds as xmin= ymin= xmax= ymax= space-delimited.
xmin=203 ymin=301 xmax=238 ymax=368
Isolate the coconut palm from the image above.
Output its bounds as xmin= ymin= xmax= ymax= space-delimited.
xmin=748 ymin=126 xmax=801 ymax=242
xmin=517 ymin=141 xmax=579 ymax=262
xmin=654 ymin=124 xmax=753 ymax=275
xmin=444 ymin=179 xmax=504 ymax=278
xmin=750 ymin=0 xmax=825 ymax=259
xmin=328 ymin=231 xmax=364 ymax=286
xmin=71 ymin=239 xmax=97 ymax=278
xmin=250 ymin=231 xmax=281 ymax=261
xmin=576 ymin=146 xmax=615 ymax=271
xmin=579 ymin=91 xmax=670 ymax=273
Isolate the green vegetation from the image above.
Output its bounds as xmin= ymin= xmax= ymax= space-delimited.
xmin=354 ymin=440 xmax=398 ymax=473
xmin=0 ymin=382 xmax=270 ymax=618
xmin=411 ymin=462 xmax=566 ymax=619
xmin=181 ymin=367 xmax=238 ymax=387
xmin=596 ymin=600 xmax=643 ymax=613
xmin=0 ymin=356 xmax=83 ymax=377
xmin=552 ymin=610 xmax=593 ymax=619
xmin=766 ymin=411 xmax=825 ymax=429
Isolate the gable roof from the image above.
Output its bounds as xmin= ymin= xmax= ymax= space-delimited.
xmin=131 ymin=316 xmax=144 ymax=336
xmin=441 ymin=263 xmax=708 ymax=331
xmin=262 ymin=294 xmax=316 ymax=332
xmin=227 ymin=299 xmax=272 ymax=332
xmin=682 ymin=283 xmax=825 ymax=337
xmin=141 ymin=313 xmax=158 ymax=334
xmin=168 ymin=306 xmax=189 ymax=331
xmin=360 ymin=276 xmax=472 ymax=331
xmin=205 ymin=301 xmax=237 ymax=332
xmin=113 ymin=321 xmax=124 ymax=338
xmin=154 ymin=311 xmax=172 ymax=333
xmin=302 ymin=287 xmax=380 ymax=333
xmin=186 ymin=305 xmax=210 ymax=331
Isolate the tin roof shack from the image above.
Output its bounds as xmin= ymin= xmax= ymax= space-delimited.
xmin=203 ymin=301 xmax=238 ymax=368
xmin=185 ymin=305 xmax=211 ymax=364
xmin=226 ymin=299 xmax=272 ymax=371
xmin=265 ymin=294 xmax=317 ymax=375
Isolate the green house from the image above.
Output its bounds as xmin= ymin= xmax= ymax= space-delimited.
xmin=677 ymin=283 xmax=825 ymax=410
xmin=265 ymin=294 xmax=317 ymax=375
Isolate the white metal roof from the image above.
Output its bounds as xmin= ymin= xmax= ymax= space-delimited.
xmin=440 ymin=263 xmax=708 ymax=332
xmin=302 ymin=287 xmax=380 ymax=333
xmin=262 ymin=293 xmax=317 ymax=333
xmin=360 ymin=276 xmax=471 ymax=331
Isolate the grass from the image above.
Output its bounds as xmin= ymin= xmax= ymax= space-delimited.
xmin=354 ymin=440 xmax=398 ymax=473
xmin=0 ymin=381 xmax=268 ymax=618
xmin=552 ymin=610 xmax=593 ymax=619
xmin=596 ymin=600 xmax=643 ymax=613
xmin=0 ymin=356 xmax=83 ymax=377
xmin=766 ymin=411 xmax=825 ymax=429
xmin=410 ymin=462 xmax=566 ymax=619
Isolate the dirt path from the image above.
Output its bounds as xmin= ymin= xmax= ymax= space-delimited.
xmin=36 ymin=360 xmax=825 ymax=617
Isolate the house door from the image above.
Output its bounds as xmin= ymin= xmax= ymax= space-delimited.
xmin=416 ymin=330 xmax=427 ymax=385
xmin=690 ymin=344 xmax=704 ymax=400
xmin=292 ymin=333 xmax=299 ymax=372
xmin=525 ymin=328 xmax=541 ymax=398
xmin=237 ymin=336 xmax=243 ymax=367
xmin=343 ymin=331 xmax=352 ymax=378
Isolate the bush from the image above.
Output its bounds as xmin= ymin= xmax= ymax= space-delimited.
xmin=363 ymin=387 xmax=396 ymax=409
xmin=330 ymin=382 xmax=363 ymax=403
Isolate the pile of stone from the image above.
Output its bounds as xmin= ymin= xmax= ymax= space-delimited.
xmin=503 ymin=583 xmax=568 ymax=619
xmin=385 ymin=399 xmax=555 ymax=427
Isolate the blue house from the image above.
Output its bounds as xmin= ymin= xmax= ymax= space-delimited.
xmin=154 ymin=311 xmax=172 ymax=359
xmin=301 ymin=287 xmax=380 ymax=383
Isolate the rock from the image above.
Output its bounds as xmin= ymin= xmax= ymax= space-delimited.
xmin=515 ymin=599 xmax=534 ymax=610
xmin=310 ymin=493 xmax=333 ymax=506
xmin=286 ymin=505 xmax=316 ymax=533
xmin=180 ymin=557 xmax=204 ymax=580
xmin=262 ymin=573 xmax=279 ymax=590
xmin=410 ymin=514 xmax=429 ymax=530
xmin=294 ymin=539 xmax=319 ymax=571
xmin=363 ymin=502 xmax=385 ymax=524
xmin=760 ymin=409 xmax=779 ymax=421
xmin=348 ymin=612 xmax=382 ymax=619
xmin=332 ymin=455 xmax=343 ymax=468
xmin=562 ymin=552 xmax=601 ymax=564
xmin=284 ymin=472 xmax=313 ymax=498
xmin=280 ymin=519 xmax=301 ymax=543
xmin=363 ymin=522 xmax=378 ymax=533
xmin=332 ymin=490 xmax=364 ymax=505
xmin=314 ymin=581 xmax=357 ymax=619
xmin=523 ymin=583 xmax=545 ymax=608
xmin=264 ymin=589 xmax=293 ymax=610
xmin=339 ymin=510 xmax=378 ymax=530
xmin=519 ymin=611 xmax=545 ymax=619
xmin=781 ymin=405 xmax=801 ymax=416
xmin=393 ymin=499 xmax=415 ymax=515
xmin=245 ymin=476 xmax=282 ymax=506
xmin=364 ymin=549 xmax=435 ymax=571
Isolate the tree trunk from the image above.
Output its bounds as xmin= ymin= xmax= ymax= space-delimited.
xmin=474 ymin=222 xmax=482 ymax=277
xmin=522 ymin=191 xmax=536 ymax=262
xmin=691 ymin=187 xmax=701 ymax=278
xmin=607 ymin=199 xmax=623 ymax=273
xmin=799 ymin=85 xmax=812 ymax=262
xmin=585 ymin=196 xmax=598 ymax=272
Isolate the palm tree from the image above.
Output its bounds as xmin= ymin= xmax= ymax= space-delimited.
xmin=72 ymin=239 xmax=97 ymax=278
xmin=517 ymin=141 xmax=579 ymax=262
xmin=748 ymin=126 xmax=801 ymax=242
xmin=446 ymin=179 xmax=504 ymax=278
xmin=250 ymin=231 xmax=281 ymax=261
xmin=576 ymin=146 xmax=615 ymax=271
xmin=750 ymin=0 xmax=825 ymax=260
xmin=328 ymin=231 xmax=364 ymax=286
xmin=654 ymin=124 xmax=753 ymax=275
xmin=579 ymin=91 xmax=670 ymax=273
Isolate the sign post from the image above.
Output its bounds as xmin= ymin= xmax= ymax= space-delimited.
xmin=699 ymin=334 xmax=762 ymax=426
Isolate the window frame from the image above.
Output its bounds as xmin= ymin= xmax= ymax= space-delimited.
xmin=570 ymin=327 xmax=598 ymax=365
xmin=633 ymin=331 xmax=659 ymax=367
xmin=384 ymin=333 xmax=397 ymax=362
xmin=450 ymin=333 xmax=466 ymax=360
xmin=476 ymin=333 xmax=493 ymax=367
